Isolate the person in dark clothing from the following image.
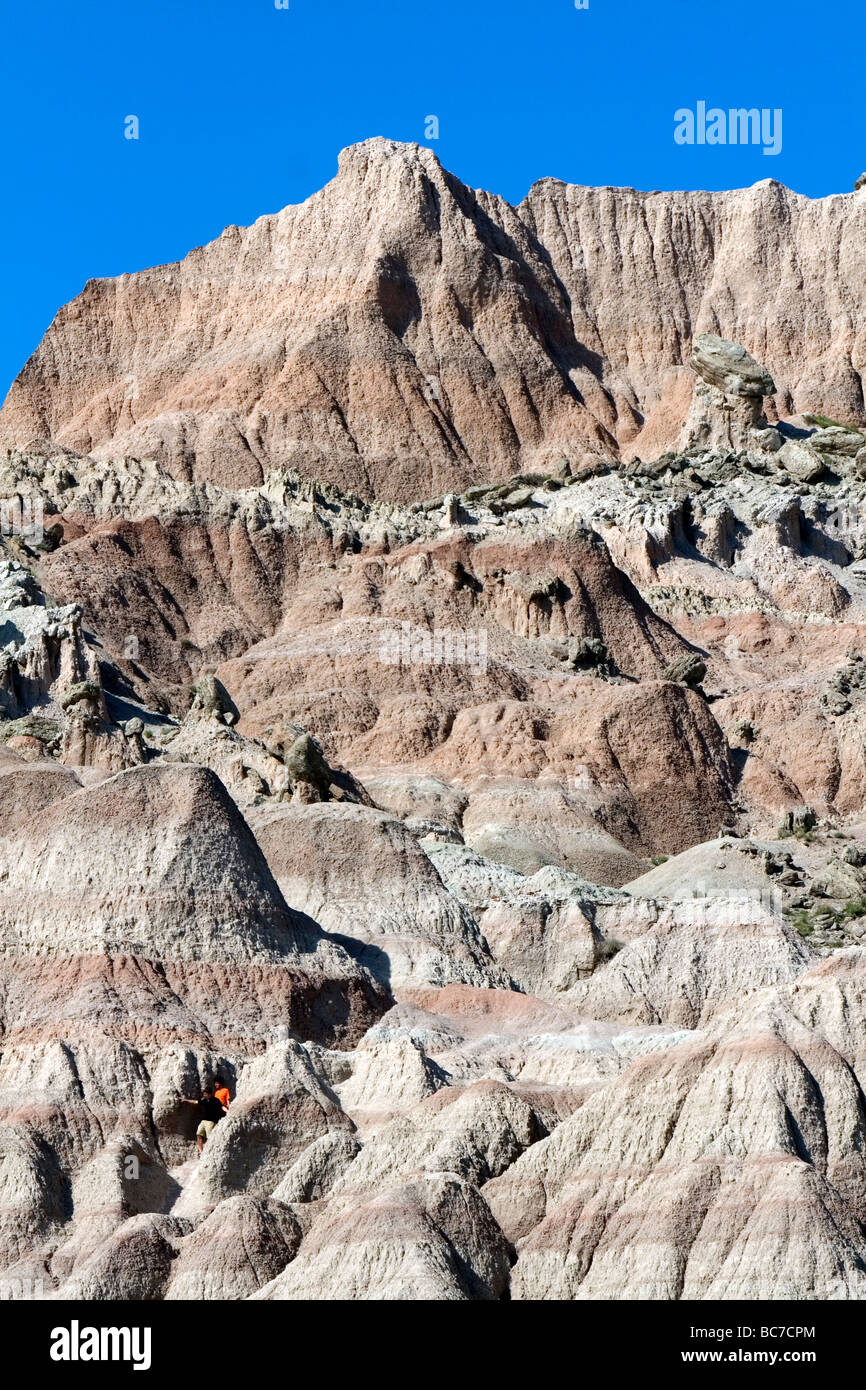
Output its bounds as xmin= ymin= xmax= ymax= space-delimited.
xmin=181 ymin=1082 xmax=228 ymax=1155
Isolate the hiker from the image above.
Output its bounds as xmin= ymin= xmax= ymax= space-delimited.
xmin=180 ymin=1082 xmax=227 ymax=1155
xmin=213 ymin=1075 xmax=232 ymax=1114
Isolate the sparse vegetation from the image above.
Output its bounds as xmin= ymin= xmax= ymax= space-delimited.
xmin=596 ymin=937 xmax=626 ymax=962
xmin=0 ymin=715 xmax=62 ymax=746
xmin=803 ymin=413 xmax=856 ymax=431
xmin=785 ymin=895 xmax=866 ymax=945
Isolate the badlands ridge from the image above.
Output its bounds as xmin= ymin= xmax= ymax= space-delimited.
xmin=0 ymin=140 xmax=864 ymax=1300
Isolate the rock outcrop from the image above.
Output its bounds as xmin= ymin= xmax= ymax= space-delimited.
xmin=3 ymin=141 xmax=865 ymax=497
xmin=249 ymin=802 xmax=510 ymax=990
xmin=255 ymin=1173 xmax=511 ymax=1301
xmin=680 ymin=334 xmax=778 ymax=452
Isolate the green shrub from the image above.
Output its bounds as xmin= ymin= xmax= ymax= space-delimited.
xmin=803 ymin=413 xmax=856 ymax=431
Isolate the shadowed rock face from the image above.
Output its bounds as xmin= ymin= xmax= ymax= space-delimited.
xmin=0 ymin=762 xmax=389 ymax=1043
xmin=164 ymin=1198 xmax=303 ymax=1301
xmin=0 ymin=761 xmax=389 ymax=1278
xmin=2 ymin=140 xmax=865 ymax=498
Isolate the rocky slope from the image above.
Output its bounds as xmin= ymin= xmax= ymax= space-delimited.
xmin=2 ymin=139 xmax=864 ymax=499
xmin=0 ymin=146 xmax=864 ymax=1302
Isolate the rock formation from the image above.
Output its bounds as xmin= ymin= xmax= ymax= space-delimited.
xmin=679 ymin=334 xmax=778 ymax=453
xmin=2 ymin=140 xmax=864 ymax=499
xmin=0 ymin=143 xmax=864 ymax=1303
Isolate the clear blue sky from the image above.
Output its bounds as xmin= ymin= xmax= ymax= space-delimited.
xmin=0 ymin=0 xmax=861 ymax=401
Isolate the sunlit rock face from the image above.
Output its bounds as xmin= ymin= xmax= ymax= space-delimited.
xmin=2 ymin=140 xmax=864 ymax=498
xmin=1 ymin=143 xmax=866 ymax=1303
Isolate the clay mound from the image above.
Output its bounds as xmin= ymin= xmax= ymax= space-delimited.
xmin=249 ymin=801 xmax=510 ymax=990
xmin=484 ymin=954 xmax=866 ymax=1298
xmin=623 ymin=837 xmax=783 ymax=899
xmin=788 ymin=948 xmax=866 ymax=1079
xmin=332 ymin=1078 xmax=546 ymax=1196
xmin=175 ymin=1041 xmax=356 ymax=1216
xmin=254 ymin=1172 xmax=511 ymax=1301
xmin=566 ymin=903 xmax=813 ymax=1027
xmin=458 ymin=782 xmax=646 ymax=884
xmin=0 ymin=1121 xmax=68 ymax=1271
xmin=333 ymin=1037 xmax=448 ymax=1132
xmin=0 ymin=761 xmax=83 ymax=831
xmin=165 ymin=1197 xmax=302 ymax=1300
xmin=510 ymin=1153 xmax=866 ymax=1302
xmin=426 ymin=842 xmax=613 ymax=997
xmin=60 ymin=1213 xmax=188 ymax=1301
xmin=0 ymin=761 xmax=331 ymax=963
xmin=271 ymin=1132 xmax=362 ymax=1204
xmin=362 ymin=774 xmax=468 ymax=840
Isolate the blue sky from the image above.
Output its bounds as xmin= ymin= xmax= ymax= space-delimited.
xmin=1 ymin=0 xmax=861 ymax=400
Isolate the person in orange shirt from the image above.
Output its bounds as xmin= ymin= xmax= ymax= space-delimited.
xmin=213 ymin=1075 xmax=232 ymax=1114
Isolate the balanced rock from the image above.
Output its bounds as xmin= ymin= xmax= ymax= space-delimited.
xmin=680 ymin=336 xmax=777 ymax=454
